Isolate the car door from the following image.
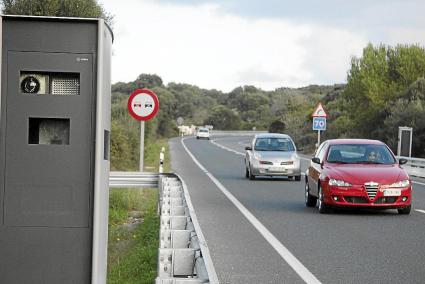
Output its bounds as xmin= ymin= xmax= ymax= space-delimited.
xmin=308 ymin=142 xmax=328 ymax=196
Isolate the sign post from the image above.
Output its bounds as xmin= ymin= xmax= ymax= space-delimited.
xmin=140 ymin=121 xmax=145 ymax=171
xmin=312 ymin=103 xmax=327 ymax=147
xmin=128 ymin=89 xmax=159 ymax=171
xmin=177 ymin=117 xmax=184 ymax=137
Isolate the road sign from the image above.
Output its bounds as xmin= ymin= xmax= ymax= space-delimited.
xmin=177 ymin=117 xmax=184 ymax=126
xmin=312 ymin=102 xmax=327 ymax=118
xmin=127 ymin=89 xmax=159 ymax=171
xmin=127 ymin=89 xmax=159 ymax=121
xmin=313 ymin=117 xmax=326 ymax=131
xmin=397 ymin=126 xmax=412 ymax=157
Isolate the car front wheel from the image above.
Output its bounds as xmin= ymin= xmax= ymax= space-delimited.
xmin=305 ymin=181 xmax=317 ymax=207
xmin=248 ymin=165 xmax=256 ymax=180
xmin=318 ymin=186 xmax=330 ymax=213
xmin=397 ymin=205 xmax=411 ymax=215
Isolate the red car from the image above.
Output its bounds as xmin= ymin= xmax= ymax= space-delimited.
xmin=305 ymin=139 xmax=412 ymax=214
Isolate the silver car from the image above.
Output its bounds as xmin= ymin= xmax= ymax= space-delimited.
xmin=245 ymin=133 xmax=301 ymax=181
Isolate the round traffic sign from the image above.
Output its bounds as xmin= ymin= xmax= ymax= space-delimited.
xmin=127 ymin=89 xmax=159 ymax=121
xmin=177 ymin=117 xmax=184 ymax=126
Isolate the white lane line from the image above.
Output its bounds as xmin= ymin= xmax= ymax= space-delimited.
xmin=238 ymin=141 xmax=249 ymax=146
xmin=211 ymin=139 xmax=306 ymax=177
xmin=210 ymin=139 xmax=245 ymax=156
xmin=182 ymin=137 xmax=322 ymax=284
xmin=175 ymin=173 xmax=220 ymax=284
xmin=212 ymin=139 xmax=312 ymax=162
xmin=415 ymin=209 xmax=425 ymax=214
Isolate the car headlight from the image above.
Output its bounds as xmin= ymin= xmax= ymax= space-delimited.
xmin=328 ymin=178 xmax=352 ymax=187
xmin=387 ymin=180 xmax=410 ymax=188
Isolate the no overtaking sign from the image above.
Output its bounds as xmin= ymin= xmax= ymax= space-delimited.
xmin=127 ymin=89 xmax=159 ymax=121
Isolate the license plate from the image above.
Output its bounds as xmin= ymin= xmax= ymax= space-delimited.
xmin=269 ymin=167 xmax=285 ymax=172
xmin=383 ymin=189 xmax=401 ymax=196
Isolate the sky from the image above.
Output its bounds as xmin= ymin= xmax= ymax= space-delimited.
xmin=99 ymin=0 xmax=425 ymax=92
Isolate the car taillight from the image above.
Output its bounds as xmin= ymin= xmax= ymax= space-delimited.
xmin=259 ymin=161 xmax=273 ymax=165
xmin=281 ymin=161 xmax=294 ymax=165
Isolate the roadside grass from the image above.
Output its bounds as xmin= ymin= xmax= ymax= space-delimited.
xmin=143 ymin=138 xmax=172 ymax=172
xmin=107 ymin=139 xmax=170 ymax=283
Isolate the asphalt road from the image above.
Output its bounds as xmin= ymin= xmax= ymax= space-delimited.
xmin=169 ymin=135 xmax=425 ymax=284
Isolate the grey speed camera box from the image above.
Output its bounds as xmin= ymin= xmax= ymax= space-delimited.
xmin=0 ymin=16 xmax=113 ymax=283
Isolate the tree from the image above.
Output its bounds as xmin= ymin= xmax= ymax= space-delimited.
xmin=1 ymin=0 xmax=114 ymax=26
xmin=204 ymin=105 xmax=241 ymax=130
xmin=341 ymin=44 xmax=425 ymax=139
xmin=382 ymin=78 xmax=425 ymax=157
xmin=135 ymin=74 xmax=163 ymax=89
xmin=269 ymin=120 xmax=286 ymax=133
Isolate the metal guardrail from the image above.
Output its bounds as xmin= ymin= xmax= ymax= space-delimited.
xmin=156 ymin=174 xmax=218 ymax=284
xmin=108 ymin=172 xmax=218 ymax=283
xmin=397 ymin=156 xmax=425 ymax=178
xmin=109 ymin=171 xmax=159 ymax=188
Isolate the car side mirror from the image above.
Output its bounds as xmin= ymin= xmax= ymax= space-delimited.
xmin=297 ymin=147 xmax=304 ymax=152
xmin=312 ymin=157 xmax=321 ymax=164
xmin=399 ymin=158 xmax=408 ymax=165
xmin=245 ymin=146 xmax=252 ymax=151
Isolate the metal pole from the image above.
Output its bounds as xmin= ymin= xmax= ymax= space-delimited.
xmin=140 ymin=121 xmax=145 ymax=172
xmin=317 ymin=130 xmax=321 ymax=147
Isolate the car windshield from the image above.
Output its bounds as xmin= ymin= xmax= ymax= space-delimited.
xmin=326 ymin=144 xmax=396 ymax=164
xmin=199 ymin=129 xmax=209 ymax=133
xmin=254 ymin=137 xmax=295 ymax=151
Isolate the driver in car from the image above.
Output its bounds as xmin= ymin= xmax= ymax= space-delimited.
xmin=368 ymin=151 xmax=377 ymax=161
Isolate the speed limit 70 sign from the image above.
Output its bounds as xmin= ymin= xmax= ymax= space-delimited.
xmin=313 ymin=117 xmax=326 ymax=130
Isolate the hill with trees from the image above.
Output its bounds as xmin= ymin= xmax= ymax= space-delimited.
xmin=111 ymin=44 xmax=425 ymax=169
xmin=110 ymin=74 xmax=342 ymax=169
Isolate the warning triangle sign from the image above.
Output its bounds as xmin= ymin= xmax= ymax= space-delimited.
xmin=312 ymin=102 xmax=327 ymax=117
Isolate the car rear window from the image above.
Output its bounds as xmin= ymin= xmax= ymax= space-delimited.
xmin=327 ymin=144 xmax=396 ymax=164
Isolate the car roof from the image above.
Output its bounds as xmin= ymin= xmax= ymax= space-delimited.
xmin=327 ymin=139 xmax=385 ymax=145
xmin=255 ymin=133 xmax=292 ymax=139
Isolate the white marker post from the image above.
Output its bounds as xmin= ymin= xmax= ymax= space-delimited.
xmin=127 ymin=89 xmax=160 ymax=172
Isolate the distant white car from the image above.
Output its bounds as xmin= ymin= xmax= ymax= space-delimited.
xmin=196 ymin=128 xmax=210 ymax=140
xmin=245 ymin=133 xmax=302 ymax=180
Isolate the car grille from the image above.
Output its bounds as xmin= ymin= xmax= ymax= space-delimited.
xmin=375 ymin=197 xmax=397 ymax=204
xmin=344 ymin=196 xmax=368 ymax=204
xmin=364 ymin=182 xmax=379 ymax=199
